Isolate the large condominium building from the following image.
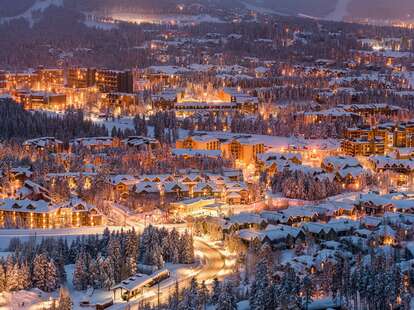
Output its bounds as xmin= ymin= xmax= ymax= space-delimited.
xmin=6 ymin=71 xmax=37 ymax=90
xmin=340 ymin=103 xmax=402 ymax=119
xmin=96 ymin=69 xmax=133 ymax=93
xmin=0 ymin=71 xmax=6 ymax=89
xmin=15 ymin=90 xmax=66 ymax=110
xmin=67 ymin=67 xmax=97 ymax=88
xmin=0 ymin=199 xmax=104 ymax=229
xmin=153 ymin=87 xmax=259 ymax=115
xmin=341 ymin=137 xmax=385 ymax=157
xmin=341 ymin=121 xmax=414 ymax=156
xmin=35 ymin=67 xmax=65 ymax=91
xmin=176 ymin=135 xmax=220 ymax=151
xmin=176 ymin=133 xmax=264 ymax=164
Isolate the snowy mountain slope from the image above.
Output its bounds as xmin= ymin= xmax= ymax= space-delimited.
xmin=241 ymin=0 xmax=414 ymax=22
xmin=323 ymin=0 xmax=352 ymax=21
xmin=0 ymin=0 xmax=63 ymax=25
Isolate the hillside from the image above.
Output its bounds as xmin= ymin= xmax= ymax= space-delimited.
xmin=1 ymin=0 xmax=414 ymax=22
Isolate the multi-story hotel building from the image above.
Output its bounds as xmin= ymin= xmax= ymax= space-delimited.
xmin=153 ymin=87 xmax=259 ymax=115
xmin=35 ymin=67 xmax=65 ymax=91
xmin=96 ymin=69 xmax=133 ymax=93
xmin=176 ymin=133 xmax=264 ymax=164
xmin=176 ymin=135 xmax=220 ymax=151
xmin=6 ymin=71 xmax=38 ymax=90
xmin=67 ymin=67 xmax=97 ymax=88
xmin=0 ymin=199 xmax=104 ymax=229
xmin=341 ymin=121 xmax=414 ymax=156
xmin=14 ymin=90 xmax=66 ymax=110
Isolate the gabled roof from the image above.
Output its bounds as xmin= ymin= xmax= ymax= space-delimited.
xmin=109 ymin=175 xmax=139 ymax=186
xmin=134 ymin=182 xmax=160 ymax=194
xmin=193 ymin=182 xmax=220 ymax=193
xmin=163 ymin=182 xmax=189 ymax=193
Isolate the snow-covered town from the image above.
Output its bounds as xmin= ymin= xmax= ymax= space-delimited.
xmin=2 ymin=0 xmax=414 ymax=309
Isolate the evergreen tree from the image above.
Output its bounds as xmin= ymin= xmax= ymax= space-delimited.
xmin=211 ymin=278 xmax=221 ymax=305
xmin=0 ymin=263 xmax=6 ymax=292
xmin=45 ymin=260 xmax=59 ymax=292
xmin=302 ymin=276 xmax=314 ymax=310
xmin=57 ymin=287 xmax=72 ymax=310
xmin=217 ymin=282 xmax=237 ymax=310
xmin=33 ymin=254 xmax=51 ymax=292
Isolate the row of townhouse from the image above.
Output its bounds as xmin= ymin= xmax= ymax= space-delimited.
xmin=205 ymin=191 xmax=414 ymax=249
xmin=22 ymin=136 xmax=160 ymax=153
xmin=0 ymin=198 xmax=104 ymax=229
xmin=258 ymin=152 xmax=366 ymax=187
xmin=0 ymin=174 xmax=104 ymax=229
xmin=107 ymin=170 xmax=251 ymax=205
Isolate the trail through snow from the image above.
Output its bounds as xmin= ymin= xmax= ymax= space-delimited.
xmin=324 ymin=0 xmax=352 ymax=21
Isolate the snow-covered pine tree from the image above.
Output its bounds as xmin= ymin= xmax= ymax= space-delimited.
xmin=18 ymin=261 xmax=32 ymax=290
xmin=0 ymin=263 xmax=6 ymax=292
xmin=107 ymin=237 xmax=122 ymax=283
xmin=73 ymin=252 xmax=87 ymax=291
xmin=179 ymin=231 xmax=195 ymax=264
xmin=99 ymin=256 xmax=115 ymax=290
xmin=211 ymin=278 xmax=221 ymax=305
xmin=45 ymin=259 xmax=59 ymax=292
xmin=33 ymin=253 xmax=50 ymax=292
xmin=217 ymin=282 xmax=237 ymax=310
xmin=250 ymin=258 xmax=272 ymax=310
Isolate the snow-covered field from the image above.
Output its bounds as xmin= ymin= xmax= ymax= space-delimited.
xmin=0 ymin=289 xmax=56 ymax=310
xmin=84 ymin=20 xmax=118 ymax=30
xmin=109 ymin=13 xmax=224 ymax=26
xmin=87 ymin=115 xmax=136 ymax=132
xmin=242 ymin=1 xmax=289 ymax=16
xmin=0 ymin=226 xmax=127 ymax=250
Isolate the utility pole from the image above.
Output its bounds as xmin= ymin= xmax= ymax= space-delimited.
xmin=157 ymin=281 xmax=160 ymax=308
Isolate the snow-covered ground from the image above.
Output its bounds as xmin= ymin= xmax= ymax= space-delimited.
xmin=0 ymin=226 xmax=127 ymax=250
xmin=0 ymin=289 xmax=56 ymax=310
xmin=84 ymin=20 xmax=118 ymax=31
xmin=0 ymin=0 xmax=63 ymax=26
xmin=65 ymin=244 xmax=207 ymax=309
xmin=109 ymin=13 xmax=224 ymax=26
xmin=324 ymin=0 xmax=352 ymax=21
xmin=242 ymin=1 xmax=289 ymax=16
xmin=87 ymin=115 xmax=135 ymax=132
xmin=188 ymin=130 xmax=339 ymax=152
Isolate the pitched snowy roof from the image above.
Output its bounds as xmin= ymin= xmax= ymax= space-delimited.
xmin=229 ymin=213 xmax=265 ymax=225
xmin=71 ymin=137 xmax=114 ymax=147
xmin=172 ymin=148 xmax=222 ymax=158
xmin=375 ymin=225 xmax=397 ymax=238
xmin=361 ymin=216 xmax=383 ymax=227
xmin=109 ymin=175 xmax=139 ymax=186
xmin=134 ymin=182 xmax=161 ymax=194
xmin=112 ymin=269 xmax=170 ymax=291
xmin=122 ymin=136 xmax=159 ymax=147
xmin=0 ymin=199 xmax=56 ymax=213
xmin=257 ymin=152 xmax=302 ymax=163
xmin=193 ymin=182 xmax=220 ymax=193
xmin=140 ymin=174 xmax=175 ymax=182
xmin=322 ymin=155 xmax=361 ymax=170
xmin=336 ymin=166 xmax=364 ymax=179
xmin=23 ymin=137 xmax=63 ymax=148
xmin=163 ymin=182 xmax=189 ymax=193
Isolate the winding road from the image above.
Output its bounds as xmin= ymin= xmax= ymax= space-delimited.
xmin=129 ymin=238 xmax=228 ymax=308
